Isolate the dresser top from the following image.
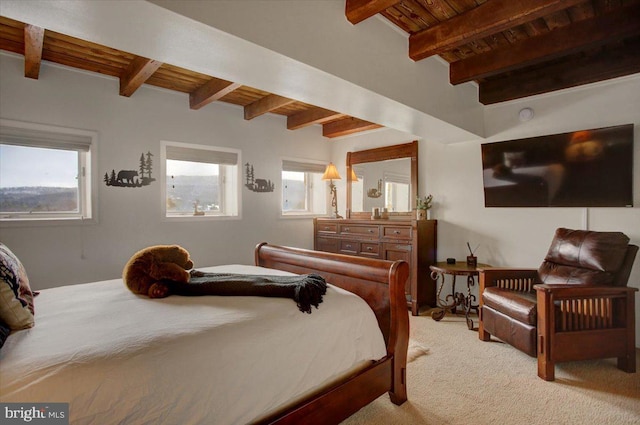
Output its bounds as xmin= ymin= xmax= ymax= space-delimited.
xmin=315 ymin=218 xmax=415 ymax=225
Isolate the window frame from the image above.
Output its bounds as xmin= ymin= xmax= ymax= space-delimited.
xmin=281 ymin=158 xmax=328 ymax=218
xmin=161 ymin=141 xmax=241 ymax=221
xmin=0 ymin=119 xmax=98 ymax=226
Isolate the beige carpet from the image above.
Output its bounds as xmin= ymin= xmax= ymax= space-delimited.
xmin=342 ymin=310 xmax=640 ymax=425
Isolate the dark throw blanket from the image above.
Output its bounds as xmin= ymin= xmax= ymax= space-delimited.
xmin=168 ymin=271 xmax=328 ymax=314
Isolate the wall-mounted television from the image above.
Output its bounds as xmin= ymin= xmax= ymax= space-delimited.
xmin=481 ymin=124 xmax=634 ymax=207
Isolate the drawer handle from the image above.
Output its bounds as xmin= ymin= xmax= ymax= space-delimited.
xmin=368 ymin=229 xmax=374 ymax=233
xmin=344 ymin=227 xmax=350 ymax=231
xmin=366 ymin=247 xmax=373 ymax=251
xmin=393 ymin=230 xmax=400 ymax=234
xmin=323 ymin=227 xmax=331 ymax=230
xmin=345 ymin=244 xmax=352 ymax=249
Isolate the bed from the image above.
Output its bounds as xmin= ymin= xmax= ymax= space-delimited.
xmin=0 ymin=243 xmax=409 ymax=424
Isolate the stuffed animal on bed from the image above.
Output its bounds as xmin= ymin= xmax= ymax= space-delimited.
xmin=123 ymin=245 xmax=194 ymax=298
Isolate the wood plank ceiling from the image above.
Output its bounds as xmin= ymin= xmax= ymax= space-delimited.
xmin=0 ymin=16 xmax=381 ymax=139
xmin=347 ymin=0 xmax=640 ymax=104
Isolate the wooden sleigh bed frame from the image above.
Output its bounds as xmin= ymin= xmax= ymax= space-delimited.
xmin=254 ymin=243 xmax=410 ymax=424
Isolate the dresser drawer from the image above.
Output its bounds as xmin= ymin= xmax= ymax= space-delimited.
xmin=360 ymin=242 xmax=380 ymax=257
xmin=317 ymin=223 xmax=338 ymax=234
xmin=339 ymin=240 xmax=380 ymax=257
xmin=339 ymin=224 xmax=379 ymax=237
xmin=316 ymin=237 xmax=338 ymax=253
xmin=339 ymin=239 xmax=359 ymax=254
xmin=383 ymin=226 xmax=412 ymax=240
xmin=383 ymin=242 xmax=412 ymax=253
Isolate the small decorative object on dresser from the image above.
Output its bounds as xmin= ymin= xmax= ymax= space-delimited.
xmin=314 ymin=217 xmax=438 ymax=315
xmin=416 ymin=194 xmax=433 ymax=220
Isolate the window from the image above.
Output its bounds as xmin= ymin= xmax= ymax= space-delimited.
xmin=162 ymin=142 xmax=240 ymax=218
xmin=384 ymin=172 xmax=410 ymax=212
xmin=281 ymin=159 xmax=327 ymax=216
xmin=351 ymin=167 xmax=364 ymax=212
xmin=0 ymin=119 xmax=96 ymax=222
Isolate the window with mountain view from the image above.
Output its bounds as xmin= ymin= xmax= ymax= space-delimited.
xmin=281 ymin=159 xmax=326 ymax=216
xmin=163 ymin=142 xmax=239 ymax=218
xmin=0 ymin=120 xmax=94 ymax=221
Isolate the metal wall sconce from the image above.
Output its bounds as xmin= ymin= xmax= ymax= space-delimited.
xmin=322 ymin=162 xmax=342 ymax=219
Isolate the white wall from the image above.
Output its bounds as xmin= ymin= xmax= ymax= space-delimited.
xmin=434 ymin=75 xmax=640 ymax=265
xmin=331 ymin=76 xmax=640 ymax=345
xmin=428 ymin=75 xmax=640 ymax=344
xmin=0 ymin=53 xmax=330 ymax=289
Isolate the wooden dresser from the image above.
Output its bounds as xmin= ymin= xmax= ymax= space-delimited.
xmin=313 ymin=218 xmax=437 ymax=315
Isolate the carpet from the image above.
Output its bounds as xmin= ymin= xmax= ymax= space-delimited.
xmin=342 ymin=310 xmax=640 ymax=425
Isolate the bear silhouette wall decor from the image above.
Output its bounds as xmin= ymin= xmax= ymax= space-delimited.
xmin=105 ymin=152 xmax=156 ymax=188
xmin=244 ymin=162 xmax=274 ymax=193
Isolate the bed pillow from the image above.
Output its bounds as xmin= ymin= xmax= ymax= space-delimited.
xmin=0 ymin=243 xmax=35 ymax=329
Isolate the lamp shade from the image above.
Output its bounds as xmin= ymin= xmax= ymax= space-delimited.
xmin=322 ymin=162 xmax=342 ymax=181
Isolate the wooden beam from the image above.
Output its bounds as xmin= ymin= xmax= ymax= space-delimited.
xmin=244 ymin=94 xmax=296 ymax=120
xmin=346 ymin=0 xmax=401 ymax=24
xmin=190 ymin=79 xmax=242 ymax=110
xmin=287 ymin=107 xmax=345 ymax=130
xmin=24 ymin=24 xmax=44 ymax=79
xmin=322 ymin=118 xmax=382 ymax=138
xmin=450 ymin=4 xmax=640 ymax=84
xmin=119 ymin=56 xmax=162 ymax=97
xmin=409 ymin=0 xmax=586 ymax=61
xmin=478 ymin=38 xmax=640 ymax=104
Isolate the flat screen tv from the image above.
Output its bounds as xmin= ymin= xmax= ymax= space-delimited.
xmin=481 ymin=124 xmax=634 ymax=207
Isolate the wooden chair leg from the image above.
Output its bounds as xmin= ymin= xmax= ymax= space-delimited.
xmin=537 ymin=330 xmax=554 ymax=381
xmin=478 ymin=307 xmax=491 ymax=341
xmin=537 ymin=354 xmax=555 ymax=381
xmin=478 ymin=326 xmax=491 ymax=341
xmin=617 ymin=351 xmax=636 ymax=373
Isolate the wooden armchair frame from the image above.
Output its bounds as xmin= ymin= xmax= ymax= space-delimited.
xmin=536 ymin=284 xmax=637 ymax=380
xmin=479 ymin=244 xmax=638 ymax=381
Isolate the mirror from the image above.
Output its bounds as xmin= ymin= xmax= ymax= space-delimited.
xmin=346 ymin=141 xmax=418 ymax=219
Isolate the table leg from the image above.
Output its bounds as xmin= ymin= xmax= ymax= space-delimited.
xmin=430 ymin=270 xmax=447 ymax=321
xmin=431 ymin=272 xmax=464 ymax=322
xmin=464 ymin=274 xmax=479 ymax=330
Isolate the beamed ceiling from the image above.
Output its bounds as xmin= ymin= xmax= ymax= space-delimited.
xmin=0 ymin=16 xmax=379 ymax=139
xmin=348 ymin=0 xmax=640 ymax=104
xmin=1 ymin=1 xmax=639 ymax=139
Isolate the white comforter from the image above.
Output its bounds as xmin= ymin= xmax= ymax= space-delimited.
xmin=0 ymin=265 xmax=386 ymax=425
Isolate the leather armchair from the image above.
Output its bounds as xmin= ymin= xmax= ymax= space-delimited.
xmin=478 ymin=228 xmax=638 ymax=381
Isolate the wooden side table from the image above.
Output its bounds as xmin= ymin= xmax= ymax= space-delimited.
xmin=429 ymin=261 xmax=491 ymax=330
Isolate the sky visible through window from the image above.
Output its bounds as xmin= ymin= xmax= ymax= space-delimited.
xmin=0 ymin=144 xmax=78 ymax=188
xmin=282 ymin=171 xmax=304 ymax=182
xmin=166 ymin=160 xmax=219 ymax=176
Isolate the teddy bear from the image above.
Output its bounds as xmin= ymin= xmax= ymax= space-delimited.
xmin=123 ymin=245 xmax=194 ymax=298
